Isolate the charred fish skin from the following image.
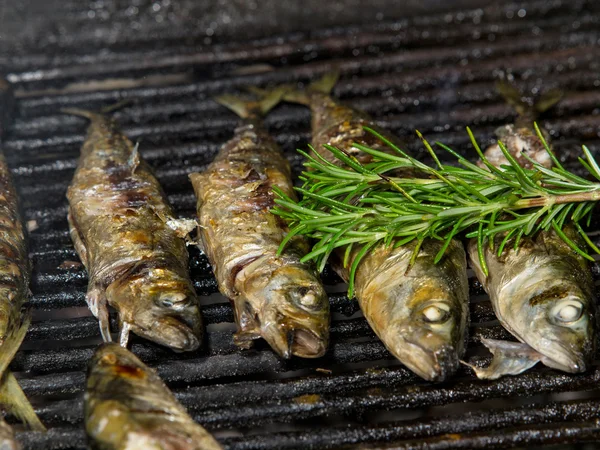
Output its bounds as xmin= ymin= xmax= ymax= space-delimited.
xmin=283 ymin=72 xmax=399 ymax=167
xmin=0 ymin=79 xmax=28 ymax=345
xmin=467 ymin=83 xmax=595 ymax=379
xmin=65 ymin=109 xmax=202 ymax=352
xmin=85 ymin=343 xmax=222 ymax=450
xmin=190 ymin=93 xmax=329 ymax=359
xmin=284 ymin=73 xmax=469 ymax=381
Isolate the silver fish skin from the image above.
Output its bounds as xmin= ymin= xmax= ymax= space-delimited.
xmin=282 ymin=73 xmax=470 ymax=380
xmin=190 ymin=93 xmax=329 ymax=359
xmin=468 ymin=228 xmax=596 ymax=378
xmin=85 ymin=343 xmax=222 ymax=450
xmin=467 ymin=82 xmax=595 ymax=379
xmin=65 ymin=108 xmax=203 ymax=351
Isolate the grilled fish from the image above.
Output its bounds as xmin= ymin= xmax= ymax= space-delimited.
xmin=280 ymin=73 xmax=470 ymax=380
xmin=467 ymin=82 xmax=596 ymax=379
xmin=189 ymin=91 xmax=329 ymax=359
xmin=0 ymin=78 xmax=45 ymax=433
xmin=64 ymin=108 xmax=203 ymax=351
xmin=85 ymin=343 xmax=222 ymax=450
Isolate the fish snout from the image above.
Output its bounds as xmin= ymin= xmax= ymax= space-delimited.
xmin=260 ymin=318 xmax=328 ymax=359
xmin=387 ymin=324 xmax=460 ymax=381
xmin=539 ymin=339 xmax=590 ymax=373
xmin=131 ymin=312 xmax=202 ymax=352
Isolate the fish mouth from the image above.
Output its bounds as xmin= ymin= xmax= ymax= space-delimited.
xmin=533 ymin=340 xmax=588 ymax=373
xmin=262 ymin=324 xmax=327 ymax=359
xmin=131 ymin=314 xmax=202 ymax=352
xmin=388 ymin=338 xmax=459 ymax=382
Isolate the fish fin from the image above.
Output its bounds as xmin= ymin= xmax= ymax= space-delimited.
xmin=67 ymin=211 xmax=88 ymax=268
xmin=496 ymin=81 xmax=562 ymax=118
xmin=232 ymin=330 xmax=260 ymax=350
xmin=87 ymin=288 xmax=112 ymax=342
xmin=279 ymin=70 xmax=340 ymax=105
xmin=0 ymin=313 xmax=31 ymax=378
xmin=119 ymin=321 xmax=131 ymax=348
xmin=534 ymin=88 xmax=563 ymax=113
xmin=214 ymin=87 xmax=285 ymax=119
xmin=462 ymin=338 xmax=542 ymax=380
xmin=128 ymin=142 xmax=141 ymax=174
xmin=0 ymin=372 xmax=45 ymax=431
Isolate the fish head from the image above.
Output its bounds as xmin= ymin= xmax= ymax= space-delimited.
xmin=498 ymin=277 xmax=595 ymax=373
xmin=106 ymin=267 xmax=203 ymax=352
xmin=388 ymin=287 xmax=467 ymax=382
xmin=360 ymin=243 xmax=469 ymax=382
xmin=241 ymin=264 xmax=330 ymax=359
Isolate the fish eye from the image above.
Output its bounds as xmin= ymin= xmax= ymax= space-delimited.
xmin=552 ymin=299 xmax=584 ymax=324
xmin=421 ymin=303 xmax=451 ymax=323
xmin=158 ymin=292 xmax=189 ymax=309
xmin=290 ymin=286 xmax=322 ymax=310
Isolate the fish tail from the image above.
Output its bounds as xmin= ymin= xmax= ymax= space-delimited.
xmin=0 ymin=312 xmax=45 ymax=431
xmin=281 ymin=70 xmax=340 ymax=105
xmin=496 ymin=80 xmax=563 ymax=118
xmin=0 ymin=372 xmax=46 ymax=432
xmin=61 ymin=99 xmax=132 ymax=120
xmin=214 ymin=87 xmax=286 ymax=118
xmin=0 ymin=312 xmax=31 ymax=377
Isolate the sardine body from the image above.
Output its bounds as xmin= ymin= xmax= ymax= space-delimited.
xmin=66 ymin=110 xmax=202 ymax=351
xmin=0 ymin=79 xmax=45 ymax=433
xmin=190 ymin=115 xmax=329 ymax=359
xmin=85 ymin=343 xmax=222 ymax=450
xmin=467 ymin=83 xmax=595 ymax=379
xmin=287 ymin=77 xmax=470 ymax=380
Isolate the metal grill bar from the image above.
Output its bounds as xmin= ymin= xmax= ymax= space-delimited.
xmin=2 ymin=0 xmax=600 ymax=448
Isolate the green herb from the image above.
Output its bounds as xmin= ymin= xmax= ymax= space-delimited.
xmin=273 ymin=124 xmax=600 ymax=296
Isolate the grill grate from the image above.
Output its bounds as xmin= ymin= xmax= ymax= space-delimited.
xmin=1 ymin=0 xmax=600 ymax=448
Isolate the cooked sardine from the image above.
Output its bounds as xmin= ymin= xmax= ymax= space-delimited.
xmin=0 ymin=78 xmax=45 ymax=433
xmin=467 ymin=82 xmax=595 ymax=379
xmin=65 ymin=108 xmax=203 ymax=351
xmin=85 ymin=343 xmax=222 ymax=450
xmin=189 ymin=92 xmax=330 ymax=359
xmin=280 ymin=73 xmax=470 ymax=380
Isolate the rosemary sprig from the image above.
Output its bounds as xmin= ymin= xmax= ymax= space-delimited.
xmin=273 ymin=125 xmax=600 ymax=296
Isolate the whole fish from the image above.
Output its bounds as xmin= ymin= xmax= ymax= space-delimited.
xmin=189 ymin=91 xmax=329 ymax=359
xmin=279 ymin=73 xmax=469 ymax=380
xmin=467 ymin=82 xmax=596 ymax=379
xmin=64 ymin=108 xmax=203 ymax=351
xmin=0 ymin=78 xmax=45 ymax=433
xmin=85 ymin=343 xmax=222 ymax=450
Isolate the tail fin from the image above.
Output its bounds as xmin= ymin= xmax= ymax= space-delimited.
xmin=0 ymin=372 xmax=45 ymax=431
xmin=496 ymin=81 xmax=563 ymax=118
xmin=0 ymin=312 xmax=46 ymax=431
xmin=214 ymin=87 xmax=286 ymax=119
xmin=61 ymin=99 xmax=132 ymax=121
xmin=0 ymin=313 xmax=30 ymax=378
xmin=280 ymin=71 xmax=340 ymax=105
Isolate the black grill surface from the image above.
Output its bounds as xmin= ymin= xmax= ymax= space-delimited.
xmin=2 ymin=0 xmax=600 ymax=448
